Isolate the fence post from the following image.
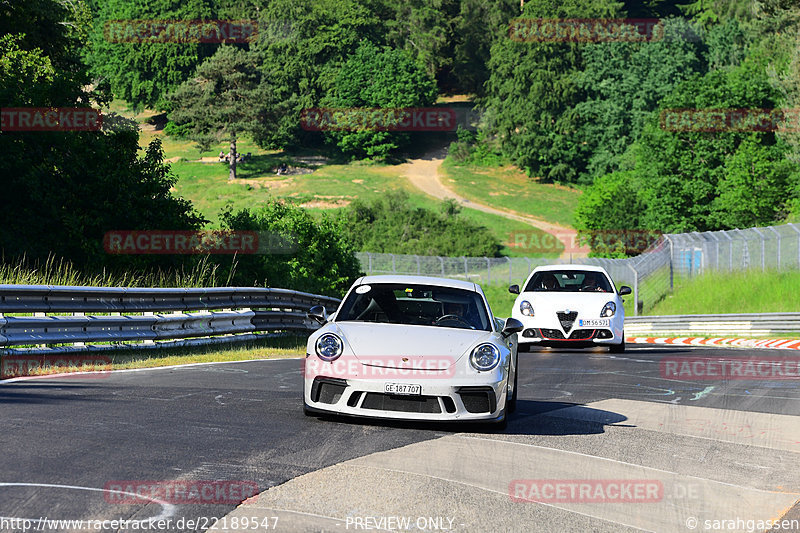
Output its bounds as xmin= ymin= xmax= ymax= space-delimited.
xmin=440 ymin=256 xmax=445 ymax=277
xmin=628 ymin=264 xmax=639 ymax=317
xmin=524 ymin=257 xmax=532 ymax=274
xmin=768 ymin=226 xmax=781 ymax=270
xmin=707 ymin=232 xmax=720 ymax=271
xmin=367 ymin=252 xmax=372 ymax=274
xmin=664 ymin=235 xmax=674 ymax=291
xmin=722 ymin=231 xmax=733 ymax=272
xmin=790 ymin=223 xmax=800 ymax=268
xmin=464 ymin=257 xmax=468 ymax=279
xmin=752 ymin=228 xmax=766 ymax=271
xmin=415 ymin=255 xmax=421 ymax=274
xmin=507 ymin=257 xmax=512 ymax=284
xmin=392 ymin=254 xmax=396 ymax=274
xmin=486 ymin=258 xmax=491 ymax=285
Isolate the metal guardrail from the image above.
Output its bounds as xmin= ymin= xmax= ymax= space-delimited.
xmin=626 ymin=313 xmax=800 ymax=337
xmin=0 ymin=285 xmax=341 ymax=355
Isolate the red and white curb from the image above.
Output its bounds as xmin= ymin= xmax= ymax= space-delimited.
xmin=626 ymin=337 xmax=800 ymax=350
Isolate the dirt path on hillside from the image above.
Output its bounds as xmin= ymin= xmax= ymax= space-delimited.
xmin=397 ymin=147 xmax=589 ymax=258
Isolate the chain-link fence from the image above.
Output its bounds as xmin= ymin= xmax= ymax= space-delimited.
xmin=355 ymin=223 xmax=800 ymax=316
xmin=665 ymin=223 xmax=800 ymax=275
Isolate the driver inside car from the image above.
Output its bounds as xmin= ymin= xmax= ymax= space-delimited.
xmin=437 ymin=300 xmax=478 ymax=329
xmin=540 ymin=273 xmax=559 ymax=290
xmin=581 ymin=273 xmax=606 ymax=292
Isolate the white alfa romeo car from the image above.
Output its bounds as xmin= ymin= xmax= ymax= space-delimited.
xmin=510 ymin=265 xmax=631 ymax=352
xmin=303 ymin=275 xmax=523 ymax=427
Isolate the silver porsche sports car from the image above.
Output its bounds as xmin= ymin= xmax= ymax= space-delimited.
xmin=303 ymin=275 xmax=523 ymax=427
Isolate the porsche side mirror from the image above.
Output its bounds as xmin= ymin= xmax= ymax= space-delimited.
xmin=501 ymin=317 xmax=524 ymax=338
xmin=618 ymin=286 xmax=632 ymax=296
xmin=308 ymin=305 xmax=328 ymax=325
xmin=508 ymin=284 xmax=520 ymax=295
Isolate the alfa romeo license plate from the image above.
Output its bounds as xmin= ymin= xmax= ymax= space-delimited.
xmin=384 ymin=383 xmax=422 ymax=395
xmin=579 ymin=319 xmax=610 ymax=327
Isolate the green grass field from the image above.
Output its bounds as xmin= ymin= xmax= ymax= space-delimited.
xmin=440 ymin=158 xmax=582 ymax=228
xmin=647 ymin=270 xmax=800 ymax=315
xmin=482 ymin=284 xmax=519 ymax=318
xmin=108 ymin=99 xmax=567 ymax=258
xmin=1 ymin=337 xmax=306 ymax=378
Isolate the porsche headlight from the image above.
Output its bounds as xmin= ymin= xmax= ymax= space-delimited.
xmin=519 ymin=300 xmax=534 ymax=317
xmin=470 ymin=343 xmax=501 ymax=371
xmin=601 ymin=302 xmax=616 ymax=317
xmin=315 ymin=333 xmax=343 ymax=361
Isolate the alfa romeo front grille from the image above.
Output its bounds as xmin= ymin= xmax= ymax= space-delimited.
xmin=557 ymin=311 xmax=578 ymax=332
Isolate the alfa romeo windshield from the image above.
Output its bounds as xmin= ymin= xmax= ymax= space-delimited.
xmin=524 ymin=270 xmax=614 ymax=293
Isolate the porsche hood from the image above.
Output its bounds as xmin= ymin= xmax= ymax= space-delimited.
xmin=329 ymin=322 xmax=495 ymax=369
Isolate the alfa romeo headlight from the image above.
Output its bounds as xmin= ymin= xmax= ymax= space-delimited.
xmin=315 ymin=333 xmax=343 ymax=361
xmin=601 ymin=302 xmax=616 ymax=317
xmin=470 ymin=343 xmax=501 ymax=371
xmin=519 ymin=300 xmax=534 ymax=317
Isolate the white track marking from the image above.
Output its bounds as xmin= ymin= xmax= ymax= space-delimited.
xmin=0 ymin=482 xmax=176 ymax=523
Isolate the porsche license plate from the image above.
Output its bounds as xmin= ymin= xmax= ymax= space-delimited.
xmin=579 ymin=319 xmax=610 ymax=327
xmin=384 ymin=383 xmax=422 ymax=396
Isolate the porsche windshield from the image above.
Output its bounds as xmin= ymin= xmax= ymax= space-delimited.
xmin=336 ymin=283 xmax=491 ymax=331
xmin=524 ymin=270 xmax=614 ymax=293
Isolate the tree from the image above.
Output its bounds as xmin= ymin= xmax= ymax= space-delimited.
xmin=482 ymin=0 xmax=624 ymax=183
xmin=218 ymin=201 xmax=362 ymax=297
xmin=710 ymin=138 xmax=798 ymax=227
xmin=249 ymin=0 xmax=385 ymax=148
xmin=578 ymin=53 xmax=798 ymax=234
xmin=1 ymin=0 xmax=206 ymax=272
xmin=86 ymin=0 xmax=217 ymax=110
xmin=335 ymin=191 xmax=502 ymax=256
xmin=450 ymin=0 xmax=519 ymax=96
xmin=167 ymin=46 xmax=276 ymax=180
xmin=572 ymin=17 xmax=707 ymax=181
xmin=321 ymin=41 xmax=437 ymax=160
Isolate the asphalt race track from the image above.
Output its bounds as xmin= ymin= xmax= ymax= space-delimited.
xmin=1 ymin=345 xmax=799 ymax=533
